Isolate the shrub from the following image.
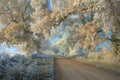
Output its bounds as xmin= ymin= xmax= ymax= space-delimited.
xmin=0 ymin=52 xmax=54 ymax=80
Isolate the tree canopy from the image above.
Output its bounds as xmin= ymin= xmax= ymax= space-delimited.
xmin=0 ymin=0 xmax=119 ymax=55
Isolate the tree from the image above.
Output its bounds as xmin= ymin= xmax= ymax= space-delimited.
xmin=0 ymin=0 xmax=119 ymax=56
xmin=0 ymin=0 xmax=42 ymax=54
xmin=30 ymin=0 xmax=52 ymax=39
xmin=30 ymin=0 xmax=119 ymax=55
xmin=106 ymin=1 xmax=120 ymax=55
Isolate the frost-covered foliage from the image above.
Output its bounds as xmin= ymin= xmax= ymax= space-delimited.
xmin=84 ymin=48 xmax=120 ymax=64
xmin=0 ymin=0 xmax=119 ymax=56
xmin=0 ymin=52 xmax=54 ymax=80
xmin=50 ymin=0 xmax=120 ymax=57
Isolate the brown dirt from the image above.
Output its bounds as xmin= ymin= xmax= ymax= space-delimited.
xmin=54 ymin=57 xmax=120 ymax=80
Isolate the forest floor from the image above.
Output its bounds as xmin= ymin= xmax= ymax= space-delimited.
xmin=54 ymin=56 xmax=120 ymax=80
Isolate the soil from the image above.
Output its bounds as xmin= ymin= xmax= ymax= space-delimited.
xmin=54 ymin=57 xmax=120 ymax=80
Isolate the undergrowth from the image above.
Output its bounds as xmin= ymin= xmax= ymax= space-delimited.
xmin=0 ymin=52 xmax=54 ymax=80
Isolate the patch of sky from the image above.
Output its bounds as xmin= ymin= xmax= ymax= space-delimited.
xmin=0 ymin=43 xmax=6 ymax=51
xmin=48 ymin=0 xmax=53 ymax=11
xmin=0 ymin=45 xmax=4 ymax=51
xmin=76 ymin=20 xmax=83 ymax=26
xmin=70 ymin=14 xmax=79 ymax=19
xmin=57 ymin=52 xmax=64 ymax=55
xmin=102 ymin=40 xmax=112 ymax=50
xmin=0 ymin=43 xmax=20 ymax=54
xmin=95 ymin=40 xmax=112 ymax=52
xmin=69 ymin=14 xmax=82 ymax=25
xmin=98 ymin=32 xmax=106 ymax=38
xmin=58 ymin=26 xmax=65 ymax=33
xmin=0 ymin=24 xmax=3 ymax=29
xmin=86 ymin=11 xmax=95 ymax=22
xmin=86 ymin=16 xmax=92 ymax=21
xmin=98 ymin=31 xmax=112 ymax=39
xmin=49 ymin=36 xmax=61 ymax=44
xmin=78 ymin=48 xmax=86 ymax=55
xmin=108 ymin=31 xmax=112 ymax=39
xmin=7 ymin=46 xmax=20 ymax=53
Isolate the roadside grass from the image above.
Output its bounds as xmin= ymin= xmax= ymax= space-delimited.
xmin=67 ymin=49 xmax=120 ymax=74
xmin=75 ymin=53 xmax=120 ymax=74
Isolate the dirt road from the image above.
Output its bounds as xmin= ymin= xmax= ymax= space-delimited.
xmin=55 ymin=58 xmax=120 ymax=80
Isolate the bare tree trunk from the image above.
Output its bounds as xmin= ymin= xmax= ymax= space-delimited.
xmin=31 ymin=37 xmax=43 ymax=54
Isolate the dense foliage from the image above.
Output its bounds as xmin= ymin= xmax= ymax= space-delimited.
xmin=0 ymin=52 xmax=54 ymax=80
xmin=0 ymin=0 xmax=119 ymax=56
